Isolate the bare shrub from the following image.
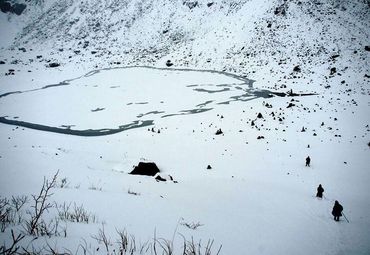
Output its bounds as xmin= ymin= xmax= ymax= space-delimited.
xmin=181 ymin=221 xmax=204 ymax=230
xmin=23 ymin=171 xmax=59 ymax=236
xmin=92 ymin=224 xmax=111 ymax=254
xmin=0 ymin=229 xmax=25 ymax=255
xmin=10 ymin=195 xmax=28 ymax=225
xmin=182 ymin=237 xmax=222 ymax=255
xmin=127 ymin=189 xmax=140 ymax=196
xmin=56 ymin=202 xmax=97 ymax=224
xmin=59 ymin=177 xmax=70 ymax=189
xmin=0 ymin=197 xmax=12 ymax=232
xmin=88 ymin=184 xmax=102 ymax=191
xmin=1 ymin=195 xmax=29 ymax=232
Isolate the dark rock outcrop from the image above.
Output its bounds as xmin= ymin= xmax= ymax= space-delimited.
xmin=48 ymin=62 xmax=60 ymax=68
xmin=0 ymin=1 xmax=26 ymax=15
xmin=215 ymin=128 xmax=223 ymax=135
xmin=0 ymin=1 xmax=11 ymax=13
xmin=293 ymin=65 xmax=301 ymax=72
xmin=12 ymin=3 xmax=26 ymax=15
xmin=130 ymin=162 xmax=160 ymax=176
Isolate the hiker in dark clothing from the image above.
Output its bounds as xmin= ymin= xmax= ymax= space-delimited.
xmin=316 ymin=184 xmax=324 ymax=198
xmin=305 ymin=156 xmax=311 ymax=167
xmin=332 ymin=200 xmax=343 ymax=221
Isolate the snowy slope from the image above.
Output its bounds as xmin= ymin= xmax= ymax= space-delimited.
xmin=0 ymin=0 xmax=369 ymax=254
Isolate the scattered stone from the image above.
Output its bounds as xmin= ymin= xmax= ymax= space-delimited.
xmin=155 ymin=175 xmax=167 ymax=182
xmin=257 ymin=112 xmax=263 ymax=118
xmin=155 ymin=174 xmax=176 ymax=182
xmin=0 ymin=60 xmax=5 ymax=64
xmin=287 ymin=103 xmax=295 ymax=108
xmin=6 ymin=69 xmax=15 ymax=75
xmin=257 ymin=136 xmax=265 ymax=139
xmin=330 ymin=67 xmax=337 ymax=75
xmin=183 ymin=1 xmax=198 ymax=9
xmin=207 ymin=2 xmax=214 ymax=7
xmin=130 ymin=162 xmax=160 ymax=176
xmin=293 ymin=65 xmax=301 ymax=72
xmin=207 ymin=165 xmax=212 ymax=170
xmin=215 ymin=128 xmax=223 ymax=135
xmin=166 ymin=60 xmax=173 ymax=67
xmin=48 ymin=62 xmax=60 ymax=68
xmin=331 ymin=54 xmax=340 ymax=60
xmin=365 ymin=46 xmax=370 ymax=52
xmin=274 ymin=4 xmax=286 ymax=16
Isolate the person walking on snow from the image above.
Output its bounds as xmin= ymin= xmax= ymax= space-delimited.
xmin=332 ymin=200 xmax=343 ymax=221
xmin=305 ymin=156 xmax=311 ymax=167
xmin=316 ymin=184 xmax=324 ymax=198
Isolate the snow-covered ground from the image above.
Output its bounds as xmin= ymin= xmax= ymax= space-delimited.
xmin=0 ymin=0 xmax=369 ymax=254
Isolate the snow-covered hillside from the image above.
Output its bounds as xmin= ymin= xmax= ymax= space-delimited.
xmin=0 ymin=0 xmax=369 ymax=254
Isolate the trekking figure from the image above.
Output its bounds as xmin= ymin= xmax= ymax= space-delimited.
xmin=316 ymin=184 xmax=324 ymax=198
xmin=305 ymin=156 xmax=311 ymax=167
xmin=332 ymin=200 xmax=343 ymax=221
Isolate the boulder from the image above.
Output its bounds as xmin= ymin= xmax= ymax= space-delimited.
xmin=215 ymin=128 xmax=223 ymax=135
xmin=48 ymin=62 xmax=60 ymax=68
xmin=11 ymin=3 xmax=26 ymax=15
xmin=293 ymin=65 xmax=301 ymax=72
xmin=0 ymin=1 xmax=11 ymax=13
xmin=330 ymin=67 xmax=336 ymax=75
xmin=166 ymin=60 xmax=173 ymax=67
xmin=130 ymin=162 xmax=160 ymax=176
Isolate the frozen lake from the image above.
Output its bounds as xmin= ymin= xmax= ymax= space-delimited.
xmin=0 ymin=66 xmax=273 ymax=136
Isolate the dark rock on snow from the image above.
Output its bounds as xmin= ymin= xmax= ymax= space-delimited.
xmin=48 ymin=62 xmax=60 ymax=68
xmin=155 ymin=175 xmax=167 ymax=182
xmin=0 ymin=1 xmax=26 ymax=15
xmin=166 ymin=60 xmax=173 ymax=67
xmin=293 ymin=65 xmax=301 ymax=72
xmin=215 ymin=128 xmax=223 ymax=135
xmin=11 ymin=3 xmax=26 ymax=15
xmin=330 ymin=67 xmax=336 ymax=75
xmin=130 ymin=162 xmax=160 ymax=176
xmin=0 ymin=1 xmax=11 ymax=13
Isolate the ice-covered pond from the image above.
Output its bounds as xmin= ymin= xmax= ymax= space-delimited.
xmin=0 ymin=66 xmax=273 ymax=136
